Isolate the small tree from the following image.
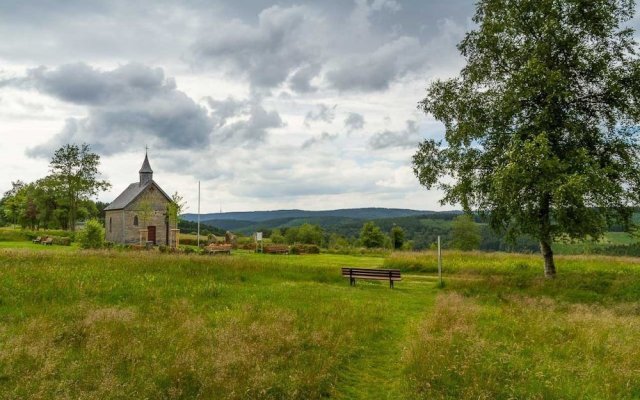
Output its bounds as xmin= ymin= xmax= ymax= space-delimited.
xmin=297 ymin=223 xmax=324 ymax=245
xmin=450 ymin=215 xmax=481 ymax=251
xmin=48 ymin=143 xmax=111 ymax=231
xmin=360 ymin=221 xmax=386 ymax=248
xmin=270 ymin=228 xmax=286 ymax=244
xmin=328 ymin=233 xmax=350 ymax=249
xmin=77 ymin=218 xmax=105 ymax=249
xmin=167 ymin=191 xmax=187 ymax=226
xmin=284 ymin=227 xmax=299 ymax=244
xmin=137 ymin=193 xmax=154 ymax=244
xmin=390 ymin=225 xmax=405 ymax=250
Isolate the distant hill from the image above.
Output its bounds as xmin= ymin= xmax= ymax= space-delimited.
xmin=182 ymin=208 xmax=437 ymax=223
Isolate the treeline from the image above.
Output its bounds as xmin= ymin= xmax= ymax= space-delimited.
xmin=178 ymin=220 xmax=225 ymax=236
xmin=253 ymin=215 xmax=547 ymax=252
xmin=0 ymin=144 xmax=110 ymax=231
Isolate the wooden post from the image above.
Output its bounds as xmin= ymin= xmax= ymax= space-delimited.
xmin=437 ymin=235 xmax=443 ymax=287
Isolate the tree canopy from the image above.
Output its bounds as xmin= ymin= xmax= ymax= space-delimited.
xmin=49 ymin=143 xmax=111 ymax=231
xmin=413 ymin=0 xmax=640 ymax=277
xmin=360 ymin=221 xmax=386 ymax=248
xmin=450 ymin=215 xmax=482 ymax=251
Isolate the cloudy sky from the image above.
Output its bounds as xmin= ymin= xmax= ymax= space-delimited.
xmin=0 ymin=0 xmax=476 ymax=212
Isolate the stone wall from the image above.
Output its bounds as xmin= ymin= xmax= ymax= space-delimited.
xmin=105 ymin=184 xmax=176 ymax=245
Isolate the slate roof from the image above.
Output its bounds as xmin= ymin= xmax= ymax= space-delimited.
xmin=139 ymin=153 xmax=153 ymax=173
xmin=104 ymin=180 xmax=171 ymax=211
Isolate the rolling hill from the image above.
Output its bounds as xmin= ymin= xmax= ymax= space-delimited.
xmin=181 ymin=208 xmax=435 ymax=223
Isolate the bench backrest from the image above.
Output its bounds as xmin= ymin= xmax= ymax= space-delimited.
xmin=341 ymin=267 xmax=401 ymax=280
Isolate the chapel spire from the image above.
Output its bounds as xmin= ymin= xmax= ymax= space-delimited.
xmin=139 ymin=148 xmax=153 ymax=186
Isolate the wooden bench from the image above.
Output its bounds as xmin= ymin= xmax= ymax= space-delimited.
xmin=41 ymin=237 xmax=53 ymax=246
xmin=204 ymin=244 xmax=232 ymax=255
xmin=263 ymin=245 xmax=289 ymax=254
xmin=341 ymin=267 xmax=401 ymax=288
xmin=32 ymin=236 xmax=42 ymax=244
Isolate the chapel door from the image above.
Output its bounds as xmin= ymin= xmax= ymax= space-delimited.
xmin=148 ymin=226 xmax=156 ymax=245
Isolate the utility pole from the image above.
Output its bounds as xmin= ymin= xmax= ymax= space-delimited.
xmin=197 ymin=181 xmax=201 ymax=247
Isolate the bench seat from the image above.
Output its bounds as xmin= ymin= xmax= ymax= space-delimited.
xmin=342 ymin=267 xmax=401 ymax=288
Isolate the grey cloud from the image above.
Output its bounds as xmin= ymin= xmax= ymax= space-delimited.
xmin=288 ymin=63 xmax=321 ymax=93
xmin=326 ymin=36 xmax=428 ymax=91
xmin=301 ymin=131 xmax=338 ymax=149
xmin=12 ymin=63 xmax=170 ymax=105
xmin=304 ymin=104 xmax=336 ymax=126
xmin=205 ymin=96 xmax=250 ymax=127
xmin=191 ymin=5 xmax=325 ymax=90
xmin=344 ymin=112 xmax=365 ymax=131
xmin=6 ymin=63 xmax=213 ymax=157
xmin=208 ymin=97 xmax=284 ymax=145
xmin=369 ymin=120 xmax=421 ymax=149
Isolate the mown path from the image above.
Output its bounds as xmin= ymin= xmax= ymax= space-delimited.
xmin=333 ymin=275 xmax=439 ymax=399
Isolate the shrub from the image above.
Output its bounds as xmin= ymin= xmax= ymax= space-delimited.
xmin=290 ymin=244 xmax=320 ymax=255
xmin=76 ymin=219 xmax=105 ymax=249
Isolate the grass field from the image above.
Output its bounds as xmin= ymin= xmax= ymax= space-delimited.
xmin=1 ymin=247 xmax=639 ymax=399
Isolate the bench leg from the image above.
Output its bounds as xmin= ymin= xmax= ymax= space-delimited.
xmin=350 ymin=277 xmax=355 ymax=286
xmin=390 ymin=280 xmax=394 ymax=289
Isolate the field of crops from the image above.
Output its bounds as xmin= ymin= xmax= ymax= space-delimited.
xmin=1 ymin=247 xmax=639 ymax=399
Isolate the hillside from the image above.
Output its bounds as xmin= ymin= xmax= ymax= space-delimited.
xmin=182 ymin=207 xmax=437 ymax=223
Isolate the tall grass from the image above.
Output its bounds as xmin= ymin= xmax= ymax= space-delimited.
xmin=2 ymin=248 xmax=640 ymax=398
xmin=0 ymin=250 xmax=428 ymax=399
xmin=404 ymin=293 xmax=640 ymax=399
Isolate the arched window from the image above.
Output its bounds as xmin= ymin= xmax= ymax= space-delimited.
xmin=109 ymin=217 xmax=112 ymax=233
xmin=133 ymin=215 xmax=139 ymax=226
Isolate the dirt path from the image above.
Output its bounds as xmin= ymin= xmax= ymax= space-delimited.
xmin=333 ymin=278 xmax=438 ymax=399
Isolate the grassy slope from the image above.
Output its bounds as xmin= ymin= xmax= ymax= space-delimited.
xmin=1 ymin=247 xmax=640 ymax=398
xmin=0 ymin=250 xmax=434 ymax=399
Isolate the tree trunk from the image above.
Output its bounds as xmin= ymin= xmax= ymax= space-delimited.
xmin=540 ymin=239 xmax=556 ymax=278
xmin=539 ymin=193 xmax=556 ymax=278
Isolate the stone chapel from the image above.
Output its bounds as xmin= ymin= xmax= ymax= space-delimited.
xmin=104 ymin=153 xmax=176 ymax=245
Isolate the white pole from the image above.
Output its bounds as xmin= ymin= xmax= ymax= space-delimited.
xmin=197 ymin=181 xmax=201 ymax=247
xmin=438 ymin=235 xmax=442 ymax=286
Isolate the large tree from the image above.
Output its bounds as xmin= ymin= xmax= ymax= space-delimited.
xmin=48 ymin=144 xmax=110 ymax=231
xmin=413 ymin=0 xmax=640 ymax=277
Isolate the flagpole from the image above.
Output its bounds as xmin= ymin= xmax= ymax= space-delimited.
xmin=197 ymin=180 xmax=201 ymax=247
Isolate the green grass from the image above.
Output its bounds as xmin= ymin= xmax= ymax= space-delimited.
xmin=1 ymin=247 xmax=640 ymax=398
xmin=0 ymin=241 xmax=78 ymax=251
xmin=553 ymin=231 xmax=639 ymax=254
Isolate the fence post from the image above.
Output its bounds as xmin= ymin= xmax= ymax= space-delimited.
xmin=438 ymin=235 xmax=443 ymax=287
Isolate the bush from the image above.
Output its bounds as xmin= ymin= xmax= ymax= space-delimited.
xmin=76 ymin=219 xmax=104 ymax=249
xmin=290 ymin=244 xmax=320 ymax=254
xmin=182 ymin=246 xmax=197 ymax=254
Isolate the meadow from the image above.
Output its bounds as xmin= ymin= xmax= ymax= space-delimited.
xmin=0 ymin=246 xmax=639 ymax=399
